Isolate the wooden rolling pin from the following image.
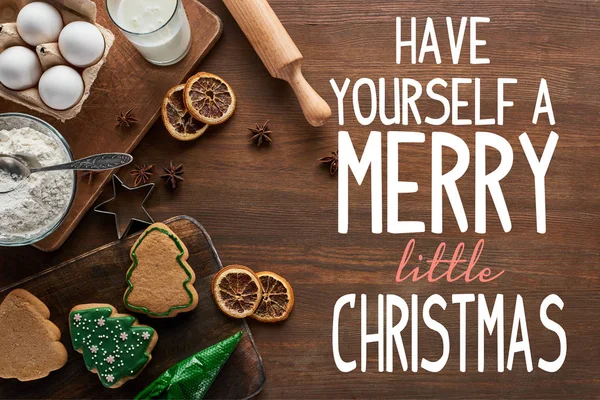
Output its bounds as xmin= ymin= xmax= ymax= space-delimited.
xmin=222 ymin=0 xmax=331 ymax=127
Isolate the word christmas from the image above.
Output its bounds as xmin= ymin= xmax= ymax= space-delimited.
xmin=332 ymin=293 xmax=567 ymax=373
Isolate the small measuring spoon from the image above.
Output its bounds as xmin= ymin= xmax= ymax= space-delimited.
xmin=0 ymin=153 xmax=133 ymax=193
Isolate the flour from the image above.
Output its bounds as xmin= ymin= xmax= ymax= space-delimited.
xmin=0 ymin=127 xmax=74 ymax=241
xmin=0 ymin=170 xmax=19 ymax=192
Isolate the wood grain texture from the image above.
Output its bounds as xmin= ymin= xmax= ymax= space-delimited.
xmin=0 ymin=0 xmax=599 ymax=398
xmin=0 ymin=0 xmax=222 ymax=252
xmin=0 ymin=216 xmax=265 ymax=399
xmin=222 ymin=0 xmax=331 ymax=126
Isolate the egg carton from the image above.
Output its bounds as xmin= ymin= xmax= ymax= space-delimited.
xmin=0 ymin=0 xmax=114 ymax=121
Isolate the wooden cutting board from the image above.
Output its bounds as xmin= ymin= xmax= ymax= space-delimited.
xmin=0 ymin=216 xmax=266 ymax=399
xmin=0 ymin=0 xmax=222 ymax=252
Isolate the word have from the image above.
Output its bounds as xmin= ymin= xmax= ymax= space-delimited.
xmin=332 ymin=294 xmax=567 ymax=373
xmin=396 ymin=17 xmax=491 ymax=65
xmin=338 ymin=130 xmax=559 ymax=234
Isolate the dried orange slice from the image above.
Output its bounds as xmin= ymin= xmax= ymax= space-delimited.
xmin=162 ymin=84 xmax=208 ymax=141
xmin=212 ymin=265 xmax=262 ymax=318
xmin=251 ymin=271 xmax=295 ymax=323
xmin=184 ymin=72 xmax=236 ymax=125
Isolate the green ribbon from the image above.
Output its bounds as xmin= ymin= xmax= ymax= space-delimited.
xmin=136 ymin=332 xmax=243 ymax=400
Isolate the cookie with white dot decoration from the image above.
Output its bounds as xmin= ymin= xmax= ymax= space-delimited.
xmin=69 ymin=304 xmax=157 ymax=389
xmin=0 ymin=289 xmax=68 ymax=381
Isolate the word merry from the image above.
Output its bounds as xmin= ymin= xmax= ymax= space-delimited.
xmin=332 ymin=293 xmax=566 ymax=373
xmin=338 ymin=130 xmax=559 ymax=234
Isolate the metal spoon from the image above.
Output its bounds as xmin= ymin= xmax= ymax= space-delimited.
xmin=0 ymin=153 xmax=133 ymax=193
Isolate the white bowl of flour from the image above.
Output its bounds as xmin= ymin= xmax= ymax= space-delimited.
xmin=0 ymin=113 xmax=76 ymax=246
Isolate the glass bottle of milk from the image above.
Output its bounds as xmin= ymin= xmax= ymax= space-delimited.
xmin=106 ymin=0 xmax=192 ymax=66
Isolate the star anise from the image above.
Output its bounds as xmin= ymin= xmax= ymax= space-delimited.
xmin=116 ymin=109 xmax=138 ymax=128
xmin=160 ymin=161 xmax=184 ymax=189
xmin=248 ymin=120 xmax=272 ymax=147
xmin=129 ymin=164 xmax=154 ymax=186
xmin=318 ymin=151 xmax=338 ymax=175
xmin=80 ymin=170 xmax=96 ymax=185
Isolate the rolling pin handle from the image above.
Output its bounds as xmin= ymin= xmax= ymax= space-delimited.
xmin=283 ymin=62 xmax=332 ymax=127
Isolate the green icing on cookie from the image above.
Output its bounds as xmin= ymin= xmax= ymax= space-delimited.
xmin=124 ymin=226 xmax=194 ymax=317
xmin=70 ymin=307 xmax=155 ymax=388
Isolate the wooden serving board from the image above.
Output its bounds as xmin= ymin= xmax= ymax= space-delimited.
xmin=0 ymin=216 xmax=266 ymax=399
xmin=0 ymin=0 xmax=222 ymax=252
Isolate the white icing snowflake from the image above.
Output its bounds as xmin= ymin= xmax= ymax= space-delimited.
xmin=106 ymin=355 xmax=115 ymax=364
xmin=90 ymin=345 xmax=98 ymax=354
xmin=142 ymin=332 xmax=151 ymax=340
xmin=119 ymin=332 xmax=128 ymax=341
xmin=97 ymin=316 xmax=105 ymax=326
xmin=106 ymin=374 xmax=114 ymax=383
xmin=73 ymin=313 xmax=82 ymax=322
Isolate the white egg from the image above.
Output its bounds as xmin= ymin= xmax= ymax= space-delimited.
xmin=38 ymin=65 xmax=84 ymax=110
xmin=0 ymin=46 xmax=42 ymax=90
xmin=17 ymin=2 xmax=64 ymax=46
xmin=59 ymin=21 xmax=105 ymax=68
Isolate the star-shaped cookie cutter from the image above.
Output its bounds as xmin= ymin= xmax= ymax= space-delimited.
xmin=94 ymin=174 xmax=154 ymax=239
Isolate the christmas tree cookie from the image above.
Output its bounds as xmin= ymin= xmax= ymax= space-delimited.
xmin=124 ymin=223 xmax=198 ymax=318
xmin=0 ymin=289 xmax=67 ymax=381
xmin=69 ymin=304 xmax=158 ymax=389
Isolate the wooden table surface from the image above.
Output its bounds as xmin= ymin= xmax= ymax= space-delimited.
xmin=1 ymin=0 xmax=599 ymax=398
